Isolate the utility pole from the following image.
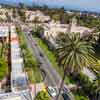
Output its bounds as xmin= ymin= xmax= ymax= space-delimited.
xmin=7 ymin=24 xmax=11 ymax=92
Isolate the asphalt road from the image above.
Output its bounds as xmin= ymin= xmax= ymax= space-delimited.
xmin=23 ymin=27 xmax=74 ymax=100
xmin=24 ymin=32 xmax=61 ymax=87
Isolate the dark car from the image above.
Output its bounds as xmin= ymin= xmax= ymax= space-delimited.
xmin=62 ymin=93 xmax=70 ymax=100
xmin=40 ymin=52 xmax=44 ymax=57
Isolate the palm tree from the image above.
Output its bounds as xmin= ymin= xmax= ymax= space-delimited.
xmin=55 ymin=32 xmax=97 ymax=100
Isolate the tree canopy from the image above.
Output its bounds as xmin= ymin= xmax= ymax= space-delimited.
xmin=35 ymin=91 xmax=50 ymax=100
xmin=56 ymin=32 xmax=97 ymax=73
xmin=0 ymin=58 xmax=8 ymax=79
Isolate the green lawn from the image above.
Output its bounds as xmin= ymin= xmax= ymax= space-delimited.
xmin=25 ymin=49 xmax=43 ymax=83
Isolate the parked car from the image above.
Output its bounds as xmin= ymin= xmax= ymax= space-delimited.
xmin=47 ymin=86 xmax=57 ymax=97
xmin=62 ymin=93 xmax=70 ymax=100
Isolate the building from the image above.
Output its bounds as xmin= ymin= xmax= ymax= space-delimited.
xmin=26 ymin=10 xmax=50 ymax=22
xmin=41 ymin=18 xmax=92 ymax=47
xmin=41 ymin=21 xmax=68 ymax=46
xmin=0 ymin=25 xmax=9 ymax=42
xmin=0 ymin=8 xmax=12 ymax=21
xmin=69 ymin=17 xmax=92 ymax=37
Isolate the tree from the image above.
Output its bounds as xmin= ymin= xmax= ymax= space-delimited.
xmin=55 ymin=32 xmax=97 ymax=100
xmin=18 ymin=3 xmax=25 ymax=9
xmin=13 ymin=8 xmax=16 ymax=18
xmin=82 ymin=32 xmax=100 ymax=45
xmin=33 ymin=25 xmax=44 ymax=37
xmin=0 ymin=37 xmax=5 ymax=57
xmin=94 ymin=79 xmax=100 ymax=100
xmin=35 ymin=91 xmax=50 ymax=100
xmin=91 ymin=78 xmax=100 ymax=100
xmin=52 ymin=14 xmax=60 ymax=22
xmin=17 ymin=8 xmax=26 ymax=22
xmin=33 ymin=17 xmax=39 ymax=29
xmin=0 ymin=58 xmax=8 ymax=79
xmin=5 ymin=12 xmax=11 ymax=22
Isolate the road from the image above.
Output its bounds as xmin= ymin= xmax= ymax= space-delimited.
xmin=23 ymin=26 xmax=74 ymax=100
xmin=24 ymin=32 xmax=61 ymax=87
xmin=24 ymin=32 xmax=63 ymax=100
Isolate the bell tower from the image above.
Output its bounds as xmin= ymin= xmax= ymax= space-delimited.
xmin=68 ymin=17 xmax=77 ymax=33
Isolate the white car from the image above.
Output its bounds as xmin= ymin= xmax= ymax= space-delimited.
xmin=47 ymin=86 xmax=57 ymax=97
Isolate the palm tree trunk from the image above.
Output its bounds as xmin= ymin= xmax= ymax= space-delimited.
xmin=56 ymin=69 xmax=67 ymax=100
xmin=95 ymin=91 xmax=100 ymax=100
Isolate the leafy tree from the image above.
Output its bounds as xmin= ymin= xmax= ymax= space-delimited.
xmin=16 ymin=25 xmax=22 ymax=34
xmin=55 ymin=32 xmax=97 ymax=100
xmin=18 ymin=2 xmax=27 ymax=9
xmin=0 ymin=38 xmax=4 ymax=57
xmin=35 ymin=91 xmax=50 ymax=100
xmin=33 ymin=25 xmax=44 ymax=38
xmin=5 ymin=12 xmax=11 ymax=22
xmin=52 ymin=14 xmax=60 ymax=22
xmin=0 ymin=58 xmax=8 ymax=79
xmin=93 ymin=78 xmax=100 ymax=100
xmin=12 ymin=8 xmax=16 ymax=18
xmin=33 ymin=17 xmax=39 ymax=32
xmin=73 ymin=72 xmax=99 ymax=100
xmin=24 ymin=49 xmax=37 ymax=69
xmin=17 ymin=8 xmax=25 ymax=22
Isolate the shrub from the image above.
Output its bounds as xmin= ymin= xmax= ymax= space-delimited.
xmin=35 ymin=91 xmax=50 ymax=100
xmin=72 ymin=72 xmax=99 ymax=100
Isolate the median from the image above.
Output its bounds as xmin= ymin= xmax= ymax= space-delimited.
xmin=16 ymin=25 xmax=42 ymax=83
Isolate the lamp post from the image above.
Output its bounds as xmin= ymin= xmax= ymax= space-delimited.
xmin=7 ymin=24 xmax=11 ymax=92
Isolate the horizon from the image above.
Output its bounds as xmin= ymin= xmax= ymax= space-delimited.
xmin=0 ymin=0 xmax=100 ymax=13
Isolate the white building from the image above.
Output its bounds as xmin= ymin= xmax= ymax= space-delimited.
xmin=26 ymin=10 xmax=50 ymax=22
xmin=42 ymin=21 xmax=68 ymax=46
xmin=0 ymin=8 xmax=12 ymax=21
xmin=0 ymin=24 xmax=9 ymax=42
xmin=41 ymin=18 xmax=92 ymax=46
xmin=70 ymin=17 xmax=92 ymax=37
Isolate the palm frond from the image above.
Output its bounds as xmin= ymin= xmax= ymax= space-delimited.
xmin=56 ymin=32 xmax=97 ymax=73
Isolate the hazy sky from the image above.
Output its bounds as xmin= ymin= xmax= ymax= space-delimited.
xmin=1 ymin=0 xmax=100 ymax=12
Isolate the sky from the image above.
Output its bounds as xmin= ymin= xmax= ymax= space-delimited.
xmin=0 ymin=0 xmax=100 ymax=12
